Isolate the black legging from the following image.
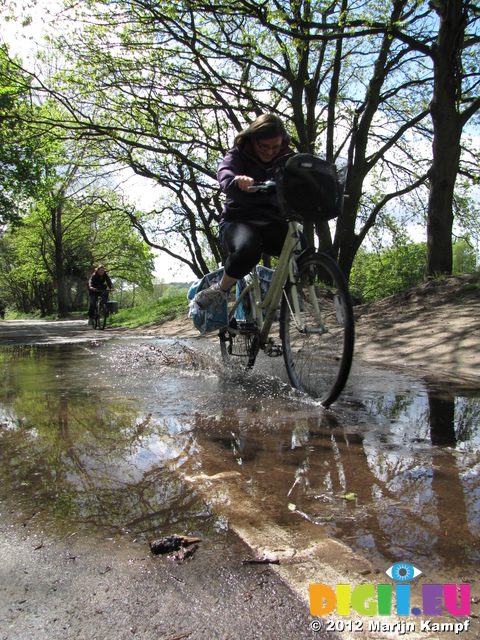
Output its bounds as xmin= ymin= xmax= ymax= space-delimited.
xmin=219 ymin=219 xmax=288 ymax=280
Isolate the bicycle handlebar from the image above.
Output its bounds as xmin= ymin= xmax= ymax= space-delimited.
xmin=246 ymin=180 xmax=277 ymax=192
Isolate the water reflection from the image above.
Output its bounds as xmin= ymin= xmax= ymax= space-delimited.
xmin=0 ymin=343 xmax=219 ymax=541
xmin=0 ymin=341 xmax=479 ymax=582
xmin=193 ymin=374 xmax=480 ymax=573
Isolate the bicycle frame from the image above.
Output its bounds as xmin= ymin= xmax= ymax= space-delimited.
xmin=95 ymin=290 xmax=109 ymax=311
xmin=225 ymin=219 xmax=304 ymax=346
xmin=94 ymin=290 xmax=110 ymax=329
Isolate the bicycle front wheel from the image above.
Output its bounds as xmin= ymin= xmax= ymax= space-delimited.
xmin=280 ymin=253 xmax=354 ymax=407
xmin=97 ymin=299 xmax=107 ymax=330
xmin=94 ymin=305 xmax=100 ymax=329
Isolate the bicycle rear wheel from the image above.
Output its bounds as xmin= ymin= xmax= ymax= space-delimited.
xmin=280 ymin=253 xmax=354 ymax=407
xmin=219 ymin=283 xmax=258 ymax=369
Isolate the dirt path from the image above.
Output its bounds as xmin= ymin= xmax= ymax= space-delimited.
xmin=137 ymin=273 xmax=480 ymax=386
xmin=352 ymin=273 xmax=480 ymax=384
xmin=2 ymin=273 xmax=478 ymax=385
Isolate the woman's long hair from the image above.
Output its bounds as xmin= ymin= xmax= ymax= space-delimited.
xmin=234 ymin=113 xmax=290 ymax=148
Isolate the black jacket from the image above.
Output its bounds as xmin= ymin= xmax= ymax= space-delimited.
xmin=88 ymin=271 xmax=113 ymax=292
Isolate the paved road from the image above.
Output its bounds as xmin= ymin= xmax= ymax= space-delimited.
xmin=0 ymin=319 xmax=332 ymax=640
xmin=0 ymin=318 xmax=110 ymax=345
xmin=3 ymin=319 xmax=476 ymax=640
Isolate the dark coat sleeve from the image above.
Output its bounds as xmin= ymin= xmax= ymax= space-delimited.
xmin=217 ymin=147 xmax=283 ymax=221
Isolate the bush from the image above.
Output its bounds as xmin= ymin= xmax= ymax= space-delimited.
xmin=350 ymin=243 xmax=427 ymax=303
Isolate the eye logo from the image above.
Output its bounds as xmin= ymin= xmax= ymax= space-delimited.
xmin=385 ymin=563 xmax=422 ymax=582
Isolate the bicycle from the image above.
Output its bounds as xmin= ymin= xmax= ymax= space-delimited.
xmin=93 ymin=289 xmax=112 ymax=330
xmin=218 ymin=153 xmax=355 ymax=408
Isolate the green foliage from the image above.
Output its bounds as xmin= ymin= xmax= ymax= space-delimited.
xmin=3 ymin=0 xmax=480 ymax=286
xmin=37 ymin=0 xmax=443 ymax=277
xmin=112 ymin=279 xmax=189 ymax=309
xmin=0 ymin=121 xmax=156 ymax=315
xmin=350 ymin=243 xmax=427 ymax=303
xmin=452 ymin=239 xmax=478 ymax=275
xmin=0 ymin=46 xmax=45 ymax=226
xmin=86 ymin=205 xmax=156 ymax=290
xmin=108 ymin=292 xmax=188 ymax=329
xmin=350 ymin=239 xmax=479 ymax=304
xmin=1 ymin=193 xmax=156 ymax=315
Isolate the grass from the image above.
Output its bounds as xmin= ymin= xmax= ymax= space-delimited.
xmin=0 ymin=292 xmax=190 ymax=328
xmin=107 ymin=292 xmax=189 ymax=329
xmin=462 ymin=281 xmax=480 ymax=292
xmin=4 ymin=309 xmax=85 ymax=321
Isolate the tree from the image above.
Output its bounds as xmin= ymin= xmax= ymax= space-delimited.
xmin=5 ymin=0 xmax=480 ymax=282
xmin=392 ymin=0 xmax=480 ymax=276
xmin=426 ymin=0 xmax=480 ymax=276
xmin=14 ymin=0 xmax=435 ymax=280
xmin=0 ymin=120 xmax=155 ymax=317
xmin=452 ymin=238 xmax=477 ymax=274
xmin=0 ymin=45 xmax=43 ymax=227
xmin=3 ymin=189 xmax=155 ymax=316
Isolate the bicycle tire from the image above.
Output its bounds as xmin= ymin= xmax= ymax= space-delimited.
xmin=219 ymin=283 xmax=258 ymax=369
xmin=94 ymin=303 xmax=101 ymax=330
xmin=99 ymin=299 xmax=108 ymax=330
xmin=280 ymin=253 xmax=354 ymax=407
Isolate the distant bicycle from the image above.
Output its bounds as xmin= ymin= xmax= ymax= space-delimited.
xmin=93 ymin=289 xmax=113 ymax=330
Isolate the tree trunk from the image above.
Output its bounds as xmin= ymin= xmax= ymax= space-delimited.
xmin=53 ymin=201 xmax=69 ymax=317
xmin=426 ymin=0 xmax=465 ymax=277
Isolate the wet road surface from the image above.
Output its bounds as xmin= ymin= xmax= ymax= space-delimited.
xmin=0 ymin=320 xmax=479 ymax=639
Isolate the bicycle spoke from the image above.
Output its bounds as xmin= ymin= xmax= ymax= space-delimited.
xmin=280 ymin=253 xmax=354 ymax=407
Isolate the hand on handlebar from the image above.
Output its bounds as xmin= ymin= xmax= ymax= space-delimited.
xmin=234 ymin=175 xmax=257 ymax=192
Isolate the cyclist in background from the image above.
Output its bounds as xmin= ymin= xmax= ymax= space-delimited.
xmin=87 ymin=264 xmax=113 ymax=326
xmin=194 ymin=113 xmax=294 ymax=310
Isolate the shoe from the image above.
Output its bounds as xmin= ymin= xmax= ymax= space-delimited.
xmin=194 ymin=282 xmax=228 ymax=310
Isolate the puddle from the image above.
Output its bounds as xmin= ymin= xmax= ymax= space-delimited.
xmin=0 ymin=338 xmax=479 ymax=596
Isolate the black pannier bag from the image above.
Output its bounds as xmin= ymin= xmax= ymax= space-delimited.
xmin=277 ymin=153 xmax=348 ymax=222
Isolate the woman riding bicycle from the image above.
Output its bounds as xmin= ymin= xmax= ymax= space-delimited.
xmin=194 ymin=113 xmax=295 ymax=310
xmin=87 ymin=264 xmax=113 ymax=326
